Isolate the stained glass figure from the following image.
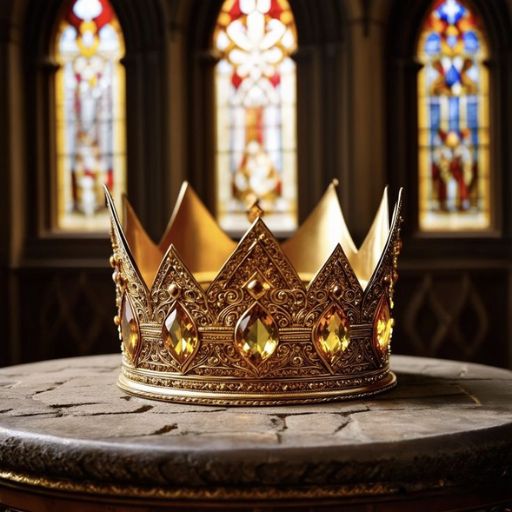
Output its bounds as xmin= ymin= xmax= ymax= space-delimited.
xmin=214 ymin=0 xmax=298 ymax=233
xmin=417 ymin=0 xmax=490 ymax=231
xmin=55 ymin=0 xmax=126 ymax=231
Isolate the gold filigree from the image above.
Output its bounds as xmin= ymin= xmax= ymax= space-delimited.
xmin=105 ymin=183 xmax=404 ymax=405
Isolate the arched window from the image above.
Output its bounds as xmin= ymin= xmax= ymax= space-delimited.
xmin=417 ymin=0 xmax=490 ymax=232
xmin=213 ymin=0 xmax=297 ymax=233
xmin=54 ymin=0 xmax=126 ymax=231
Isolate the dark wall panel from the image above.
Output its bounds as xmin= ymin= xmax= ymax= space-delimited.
xmin=394 ymin=268 xmax=509 ymax=368
xmin=17 ymin=269 xmax=117 ymax=363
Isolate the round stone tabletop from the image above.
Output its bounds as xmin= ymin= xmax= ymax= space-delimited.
xmin=0 ymin=354 xmax=512 ymax=510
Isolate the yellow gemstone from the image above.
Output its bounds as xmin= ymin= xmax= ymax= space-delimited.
xmin=315 ymin=305 xmax=350 ymax=362
xmin=163 ymin=304 xmax=198 ymax=364
xmin=375 ymin=300 xmax=394 ymax=352
xmin=235 ymin=304 xmax=278 ymax=366
xmin=121 ymin=296 xmax=139 ymax=362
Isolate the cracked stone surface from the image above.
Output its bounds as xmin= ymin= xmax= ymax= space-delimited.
xmin=0 ymin=354 xmax=512 ymax=492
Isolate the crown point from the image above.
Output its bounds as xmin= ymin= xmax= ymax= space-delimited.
xmin=247 ymin=199 xmax=264 ymax=223
xmin=331 ymin=178 xmax=339 ymax=187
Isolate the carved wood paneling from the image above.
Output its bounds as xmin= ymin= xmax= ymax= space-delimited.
xmin=393 ymin=268 xmax=508 ymax=368
xmin=17 ymin=269 xmax=117 ymax=363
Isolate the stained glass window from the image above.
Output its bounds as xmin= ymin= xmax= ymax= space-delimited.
xmin=213 ymin=0 xmax=298 ymax=233
xmin=417 ymin=0 xmax=490 ymax=232
xmin=55 ymin=0 xmax=126 ymax=231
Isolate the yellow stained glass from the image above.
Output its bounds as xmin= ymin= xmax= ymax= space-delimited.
xmin=417 ymin=0 xmax=491 ymax=232
xmin=55 ymin=0 xmax=126 ymax=231
xmin=213 ymin=0 xmax=298 ymax=233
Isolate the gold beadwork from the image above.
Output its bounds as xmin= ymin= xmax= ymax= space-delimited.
xmin=167 ymin=283 xmax=181 ymax=299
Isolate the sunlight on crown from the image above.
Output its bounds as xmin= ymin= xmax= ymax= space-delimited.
xmin=105 ymin=181 xmax=402 ymax=291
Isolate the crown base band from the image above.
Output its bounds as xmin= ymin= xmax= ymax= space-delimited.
xmin=117 ymin=368 xmax=397 ymax=406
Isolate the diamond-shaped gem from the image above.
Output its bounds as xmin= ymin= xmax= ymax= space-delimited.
xmin=375 ymin=300 xmax=393 ymax=353
xmin=121 ymin=295 xmax=140 ymax=363
xmin=314 ymin=304 xmax=350 ymax=364
xmin=244 ymin=271 xmax=271 ymax=300
xmin=235 ymin=303 xmax=278 ymax=366
xmin=163 ymin=304 xmax=199 ymax=365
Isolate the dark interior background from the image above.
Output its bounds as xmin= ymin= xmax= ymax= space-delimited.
xmin=1 ymin=0 xmax=511 ymax=368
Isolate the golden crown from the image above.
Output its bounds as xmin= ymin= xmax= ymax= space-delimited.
xmin=106 ymin=182 xmax=403 ymax=406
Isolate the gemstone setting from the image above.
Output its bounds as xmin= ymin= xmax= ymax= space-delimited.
xmin=120 ymin=294 xmax=140 ymax=364
xmin=163 ymin=303 xmax=199 ymax=370
xmin=313 ymin=304 xmax=350 ymax=369
xmin=244 ymin=271 xmax=271 ymax=300
xmin=235 ymin=303 xmax=279 ymax=368
xmin=374 ymin=299 xmax=393 ymax=354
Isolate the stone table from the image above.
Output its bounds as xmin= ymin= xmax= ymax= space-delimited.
xmin=0 ymin=355 xmax=511 ymax=512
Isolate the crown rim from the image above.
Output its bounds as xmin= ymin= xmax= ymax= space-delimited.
xmin=118 ymin=368 xmax=397 ymax=406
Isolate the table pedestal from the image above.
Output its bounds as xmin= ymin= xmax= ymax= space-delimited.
xmin=0 ymin=354 xmax=511 ymax=511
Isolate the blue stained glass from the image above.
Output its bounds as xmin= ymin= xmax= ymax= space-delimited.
xmin=449 ymin=97 xmax=459 ymax=131
xmin=425 ymin=33 xmax=441 ymax=55
xmin=463 ymin=31 xmax=479 ymax=53
xmin=467 ymin=98 xmax=478 ymax=127
xmin=445 ymin=65 xmax=461 ymax=87
xmin=429 ymin=100 xmax=440 ymax=145
xmin=418 ymin=0 xmax=490 ymax=230
xmin=437 ymin=0 xmax=465 ymax=25
xmin=467 ymin=98 xmax=478 ymax=145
